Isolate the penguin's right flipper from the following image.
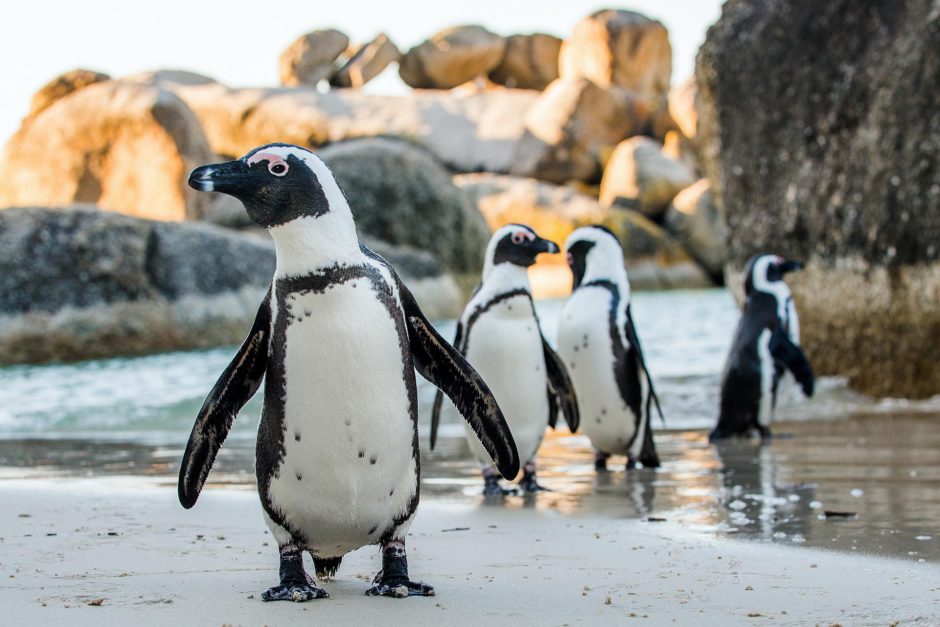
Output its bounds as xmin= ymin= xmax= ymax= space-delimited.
xmin=429 ymin=321 xmax=463 ymax=450
xmin=396 ymin=281 xmax=520 ymax=480
xmin=541 ymin=335 xmax=580 ymax=432
xmin=769 ymin=330 xmax=815 ymax=397
xmin=178 ymin=288 xmax=271 ymax=509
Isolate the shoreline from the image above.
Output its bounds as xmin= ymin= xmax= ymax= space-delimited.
xmin=1 ymin=479 xmax=938 ymax=626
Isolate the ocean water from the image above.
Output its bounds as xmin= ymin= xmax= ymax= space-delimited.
xmin=1 ymin=288 xmax=938 ymax=560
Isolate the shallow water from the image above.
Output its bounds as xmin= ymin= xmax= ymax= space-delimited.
xmin=0 ymin=289 xmax=937 ymax=561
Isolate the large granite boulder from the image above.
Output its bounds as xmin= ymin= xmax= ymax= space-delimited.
xmin=0 ymin=80 xmax=213 ymax=222
xmin=319 ymin=138 xmax=490 ymax=276
xmin=454 ymin=173 xmax=712 ymax=291
xmin=697 ymin=0 xmax=940 ymax=398
xmin=28 ymin=68 xmax=110 ymax=117
xmin=510 ymin=77 xmax=646 ymax=183
xmin=488 ymin=33 xmax=562 ymax=90
xmin=599 ymin=137 xmax=695 ymax=218
xmin=668 ymin=75 xmax=698 ymax=140
xmin=0 ymin=207 xmax=463 ymax=364
xmin=399 ymin=25 xmax=506 ymax=89
xmin=331 ymin=33 xmax=401 ymax=88
xmin=127 ymin=72 xmax=538 ymax=175
xmin=559 ymin=9 xmax=672 ymax=103
xmin=279 ymin=29 xmax=349 ymax=86
xmin=663 ymin=179 xmax=726 ymax=283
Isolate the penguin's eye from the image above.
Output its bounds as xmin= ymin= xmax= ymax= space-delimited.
xmin=511 ymin=232 xmax=526 ymax=245
xmin=269 ymin=162 xmax=288 ymax=177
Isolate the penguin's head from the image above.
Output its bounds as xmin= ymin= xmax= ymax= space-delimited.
xmin=188 ymin=143 xmax=343 ymax=228
xmin=564 ymin=225 xmax=625 ymax=289
xmin=744 ymin=254 xmax=804 ymax=296
xmin=483 ymin=224 xmax=559 ymax=275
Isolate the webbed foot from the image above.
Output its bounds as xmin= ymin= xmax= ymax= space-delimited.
xmin=519 ymin=461 xmax=551 ymax=493
xmin=262 ymin=582 xmax=329 ymax=602
xmin=594 ymin=452 xmax=611 ymax=472
xmin=482 ymin=467 xmax=517 ymax=496
xmin=365 ymin=540 xmax=434 ymax=598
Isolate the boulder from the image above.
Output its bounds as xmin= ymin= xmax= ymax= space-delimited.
xmin=510 ymin=77 xmax=646 ymax=184
xmin=559 ymin=9 xmax=672 ymax=102
xmin=319 ymin=138 xmax=490 ymax=275
xmin=454 ymin=172 xmax=712 ymax=291
xmin=647 ymin=97 xmax=679 ymax=141
xmin=126 ymin=72 xmax=539 ymax=175
xmin=399 ymin=25 xmax=506 ymax=89
xmin=0 ymin=80 xmax=213 ymax=221
xmin=697 ymin=0 xmax=940 ymax=398
xmin=331 ymin=33 xmax=401 ymax=88
xmin=663 ymin=179 xmax=726 ymax=282
xmin=28 ymin=68 xmax=110 ymax=117
xmin=599 ymin=137 xmax=696 ymax=218
xmin=279 ymin=29 xmax=349 ymax=86
xmin=662 ymin=130 xmax=700 ymax=176
xmin=488 ymin=33 xmax=562 ymax=90
xmin=668 ymin=75 xmax=697 ymax=139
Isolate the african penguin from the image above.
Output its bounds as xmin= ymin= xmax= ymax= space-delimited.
xmin=430 ymin=224 xmax=579 ymax=496
xmin=710 ymin=254 xmax=814 ymax=441
xmin=179 ymin=143 xmax=518 ymax=602
xmin=556 ymin=225 xmax=662 ymax=471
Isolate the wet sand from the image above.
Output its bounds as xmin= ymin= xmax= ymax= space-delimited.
xmin=1 ymin=479 xmax=938 ymax=626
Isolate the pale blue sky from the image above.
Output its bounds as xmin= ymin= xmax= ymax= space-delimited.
xmin=0 ymin=1 xmax=722 ymax=144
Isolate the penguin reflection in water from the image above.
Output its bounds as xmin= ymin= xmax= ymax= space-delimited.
xmin=430 ymin=224 xmax=579 ymax=496
xmin=557 ymin=226 xmax=662 ymax=471
xmin=179 ymin=143 xmax=519 ymax=602
xmin=710 ymin=254 xmax=814 ymax=441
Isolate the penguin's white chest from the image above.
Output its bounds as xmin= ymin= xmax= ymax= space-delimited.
xmin=558 ymin=288 xmax=635 ymax=454
xmin=267 ymin=279 xmax=417 ymax=556
xmin=462 ymin=297 xmax=548 ymax=465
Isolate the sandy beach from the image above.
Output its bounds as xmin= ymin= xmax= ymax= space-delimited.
xmin=1 ymin=478 xmax=937 ymax=626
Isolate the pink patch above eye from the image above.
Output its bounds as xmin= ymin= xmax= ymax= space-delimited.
xmin=511 ymin=230 xmax=535 ymax=244
xmin=246 ymin=151 xmax=286 ymax=168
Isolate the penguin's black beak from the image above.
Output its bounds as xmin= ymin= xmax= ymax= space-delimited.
xmin=188 ymin=160 xmax=251 ymax=194
xmin=532 ymin=237 xmax=560 ymax=256
xmin=780 ymin=259 xmax=804 ymax=275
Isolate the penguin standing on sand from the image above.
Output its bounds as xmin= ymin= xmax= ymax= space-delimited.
xmin=179 ymin=143 xmax=518 ymax=602
xmin=556 ymin=226 xmax=662 ymax=471
xmin=430 ymin=224 xmax=579 ymax=495
xmin=710 ymin=254 xmax=814 ymax=441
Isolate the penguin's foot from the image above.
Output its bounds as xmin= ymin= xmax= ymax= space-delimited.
xmin=519 ymin=462 xmax=550 ymax=493
xmin=594 ymin=452 xmax=611 ymax=472
xmin=626 ymin=456 xmax=661 ymax=470
xmin=365 ymin=540 xmax=435 ymax=599
xmin=261 ymin=543 xmax=329 ymax=602
xmin=482 ymin=468 xmax=517 ymax=496
xmin=262 ymin=582 xmax=329 ymax=602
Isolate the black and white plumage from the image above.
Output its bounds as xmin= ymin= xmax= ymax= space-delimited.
xmin=430 ymin=224 xmax=578 ymax=495
xmin=710 ymin=254 xmax=814 ymax=441
xmin=179 ymin=143 xmax=518 ymax=601
xmin=556 ymin=226 xmax=662 ymax=471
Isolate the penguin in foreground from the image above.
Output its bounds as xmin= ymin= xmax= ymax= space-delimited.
xmin=556 ymin=225 xmax=662 ymax=471
xmin=710 ymin=254 xmax=814 ymax=441
xmin=180 ymin=143 xmax=519 ymax=602
xmin=430 ymin=224 xmax=579 ymax=495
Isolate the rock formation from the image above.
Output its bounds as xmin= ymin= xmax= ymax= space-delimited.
xmin=697 ymin=0 xmax=940 ymax=397
xmin=331 ymin=33 xmax=401 ymax=88
xmin=28 ymin=68 xmax=110 ymax=117
xmin=599 ymin=137 xmax=695 ymax=218
xmin=279 ymin=29 xmax=350 ymax=86
xmin=399 ymin=25 xmax=505 ymax=89
xmin=488 ymin=33 xmax=561 ymax=90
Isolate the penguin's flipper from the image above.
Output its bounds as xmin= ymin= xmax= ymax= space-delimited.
xmin=541 ymin=335 xmax=580 ymax=432
xmin=769 ymin=330 xmax=815 ymax=397
xmin=429 ymin=321 xmax=464 ymax=450
xmin=178 ymin=289 xmax=271 ymax=509
xmin=624 ymin=305 xmax=664 ymax=423
xmin=396 ymin=282 xmax=520 ymax=480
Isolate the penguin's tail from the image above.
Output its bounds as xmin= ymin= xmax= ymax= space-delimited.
xmin=313 ymin=556 xmax=343 ymax=580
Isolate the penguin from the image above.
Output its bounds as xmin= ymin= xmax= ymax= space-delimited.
xmin=710 ymin=254 xmax=814 ymax=441
xmin=556 ymin=225 xmax=662 ymax=471
xmin=429 ymin=224 xmax=579 ymax=495
xmin=179 ymin=143 xmax=519 ymax=602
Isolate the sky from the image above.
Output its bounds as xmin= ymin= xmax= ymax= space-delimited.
xmin=0 ymin=1 xmax=723 ymax=144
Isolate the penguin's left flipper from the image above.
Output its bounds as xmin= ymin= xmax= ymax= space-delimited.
xmin=769 ymin=330 xmax=815 ymax=397
xmin=396 ymin=280 xmax=520 ymax=481
xmin=178 ymin=288 xmax=271 ymax=509
xmin=624 ymin=306 xmax=664 ymax=424
xmin=541 ymin=335 xmax=580 ymax=432
xmin=429 ymin=321 xmax=464 ymax=450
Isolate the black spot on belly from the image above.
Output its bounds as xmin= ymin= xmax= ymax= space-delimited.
xmin=294 ymin=432 xmax=301 ymax=442
xmin=358 ymin=449 xmax=365 ymax=459
xmin=573 ymin=346 xmax=579 ymax=352
xmin=596 ymin=418 xmax=601 ymax=424
xmin=296 ymin=472 xmax=303 ymax=481
xmin=345 ymin=419 xmax=351 ymax=426
xmin=570 ymin=362 xmax=576 ymax=369
xmin=507 ymin=305 xmax=513 ymax=311
xmin=389 ymin=488 xmax=395 ymax=497
xmin=601 ymin=408 xmax=607 ymax=416
xmin=368 ymin=525 xmax=377 ymax=535
xmin=369 ymin=456 xmax=377 ymax=465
